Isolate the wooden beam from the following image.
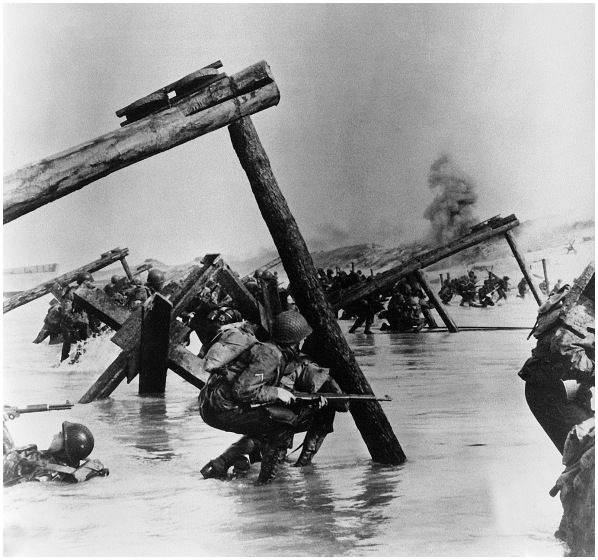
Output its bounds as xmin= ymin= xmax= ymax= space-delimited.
xmin=119 ymin=257 xmax=134 ymax=282
xmin=139 ymin=294 xmax=171 ymax=395
xmin=407 ymin=272 xmax=438 ymax=328
xmin=541 ymin=258 xmax=550 ymax=295
xmin=170 ymin=254 xmax=222 ymax=318
xmin=413 ymin=269 xmax=458 ymax=333
xmin=215 ymin=266 xmax=266 ymax=328
xmin=228 ymin=116 xmax=406 ymax=465
xmin=3 ymin=247 xmax=129 ymax=313
xmin=4 ymin=61 xmax=279 ymax=224
xmin=78 ymin=352 xmax=129 ymax=404
xmin=168 ymin=344 xmax=207 ymax=390
xmin=73 ymin=286 xmax=131 ymax=330
xmin=331 ymin=216 xmax=520 ymax=312
xmin=503 ymin=230 xmax=542 ymax=306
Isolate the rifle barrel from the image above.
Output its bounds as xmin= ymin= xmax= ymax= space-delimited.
xmin=294 ymin=393 xmax=392 ymax=402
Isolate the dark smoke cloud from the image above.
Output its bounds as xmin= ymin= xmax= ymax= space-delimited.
xmin=423 ymin=154 xmax=479 ymax=245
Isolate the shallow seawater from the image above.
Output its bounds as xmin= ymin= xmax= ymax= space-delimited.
xmin=3 ymin=296 xmax=568 ymax=556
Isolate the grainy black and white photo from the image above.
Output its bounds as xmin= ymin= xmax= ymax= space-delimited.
xmin=3 ymin=3 xmax=595 ymax=557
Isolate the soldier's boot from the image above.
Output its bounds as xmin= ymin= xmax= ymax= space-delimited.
xmin=33 ymin=327 xmax=50 ymax=344
xmin=231 ymin=438 xmax=262 ymax=478
xmin=201 ymin=436 xmax=258 ymax=479
xmin=256 ymin=444 xmax=287 ymax=484
xmin=294 ymin=432 xmax=327 ymax=467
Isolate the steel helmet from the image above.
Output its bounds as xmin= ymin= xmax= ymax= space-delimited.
xmin=271 ymin=310 xmax=312 ymax=345
xmin=146 ymin=269 xmax=165 ymax=291
xmin=111 ymin=274 xmax=121 ymax=284
xmin=207 ymin=307 xmax=243 ymax=325
xmin=61 ymin=421 xmax=94 ymax=466
xmin=76 ymin=271 xmax=94 ymax=285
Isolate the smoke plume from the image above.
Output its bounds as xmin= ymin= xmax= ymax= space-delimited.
xmin=423 ymin=154 xmax=478 ymax=245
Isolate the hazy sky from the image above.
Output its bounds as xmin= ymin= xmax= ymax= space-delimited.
xmin=3 ymin=4 xmax=594 ymax=270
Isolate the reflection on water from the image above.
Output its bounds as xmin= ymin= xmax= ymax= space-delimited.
xmin=3 ymin=297 xmax=567 ymax=556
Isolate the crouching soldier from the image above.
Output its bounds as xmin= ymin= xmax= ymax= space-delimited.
xmin=518 ymin=264 xmax=594 ymax=454
xmin=3 ymin=421 xmax=109 ymax=486
xmin=198 ymin=310 xmax=347 ymax=483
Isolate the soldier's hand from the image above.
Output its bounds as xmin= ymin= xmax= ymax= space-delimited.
xmin=276 ymin=388 xmax=295 ymax=404
xmin=316 ymin=396 xmax=328 ymax=409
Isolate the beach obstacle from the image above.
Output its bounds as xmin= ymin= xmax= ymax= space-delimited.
xmin=78 ymin=254 xmax=223 ymax=402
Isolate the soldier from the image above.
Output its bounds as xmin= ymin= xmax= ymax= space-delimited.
xmin=126 ymin=269 xmax=165 ymax=309
xmin=4 ymin=420 xmax=108 ymax=486
xmin=60 ymin=272 xmax=96 ymax=363
xmin=33 ymin=298 xmax=64 ymax=345
xmin=518 ymin=265 xmax=594 ymax=454
xmin=517 ymin=277 xmax=528 ymax=298
xmin=198 ymin=310 xmax=346 ymax=483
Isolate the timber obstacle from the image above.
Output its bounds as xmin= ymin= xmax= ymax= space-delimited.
xmin=329 ymin=214 xmax=542 ymax=334
xmin=4 ymin=60 xmax=404 ymax=464
xmin=3 ymin=247 xmax=143 ymax=314
xmin=78 ymin=257 xmax=284 ymax=403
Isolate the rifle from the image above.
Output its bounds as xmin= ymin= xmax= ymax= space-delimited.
xmin=250 ymin=393 xmax=391 ymax=409
xmin=292 ymin=392 xmax=392 ymax=402
xmin=4 ymin=402 xmax=73 ymax=420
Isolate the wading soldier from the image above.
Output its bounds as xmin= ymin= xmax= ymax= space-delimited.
xmin=518 ymin=266 xmax=594 ymax=454
xmin=4 ymin=420 xmax=108 ymax=486
xmin=198 ymin=310 xmax=346 ymax=483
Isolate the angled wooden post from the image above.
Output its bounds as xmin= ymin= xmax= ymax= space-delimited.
xmin=119 ymin=257 xmax=135 ymax=282
xmin=413 ymin=269 xmax=458 ymax=333
xmin=541 ymin=258 xmax=550 ymax=295
xmin=215 ymin=265 xmax=267 ymax=329
xmin=3 ymin=247 xmax=129 ymax=313
xmin=138 ymin=294 xmax=172 ymax=395
xmin=503 ymin=230 xmax=542 ymax=305
xmin=228 ymin=116 xmax=405 ymax=465
xmin=408 ymin=272 xmax=438 ymax=328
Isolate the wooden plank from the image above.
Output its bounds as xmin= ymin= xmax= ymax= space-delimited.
xmin=139 ymin=294 xmax=172 ymax=395
xmin=167 ymin=344 xmax=207 ymax=390
xmin=115 ymin=61 xmax=224 ymax=117
xmin=119 ymin=257 xmax=134 ymax=281
xmin=258 ymin=274 xmax=280 ymax=332
xmin=4 ymin=61 xmax=279 ymax=224
xmin=408 ymin=272 xmax=438 ymax=328
xmin=170 ymin=254 xmax=223 ymax=318
xmin=3 ymin=248 xmax=129 ymax=313
xmin=413 ymin=269 xmax=459 ymax=333
xmin=111 ymin=307 xmax=143 ymax=350
xmin=503 ymin=230 xmax=542 ymax=306
xmin=330 ymin=216 xmax=520 ymax=312
xmin=228 ymin=116 xmax=406 ymax=465
xmin=215 ymin=266 xmax=265 ymax=327
xmin=73 ymin=286 xmax=131 ymax=330
xmin=541 ymin=258 xmax=550 ymax=295
xmin=78 ymin=352 xmax=129 ymax=404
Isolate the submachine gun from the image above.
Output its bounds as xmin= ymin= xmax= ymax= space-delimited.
xmin=3 ymin=402 xmax=73 ymax=421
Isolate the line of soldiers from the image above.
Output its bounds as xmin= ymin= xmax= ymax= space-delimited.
xmin=438 ymin=270 xmax=509 ymax=307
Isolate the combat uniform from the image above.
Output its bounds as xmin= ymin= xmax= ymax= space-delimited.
xmin=518 ymin=282 xmax=594 ymax=454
